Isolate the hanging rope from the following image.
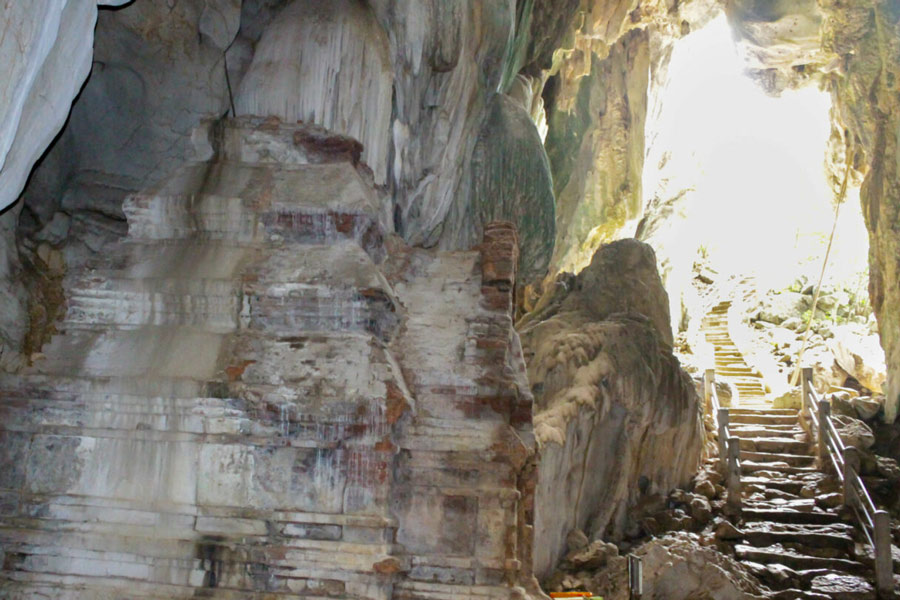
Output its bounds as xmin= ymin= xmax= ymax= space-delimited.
xmin=789 ymin=159 xmax=853 ymax=387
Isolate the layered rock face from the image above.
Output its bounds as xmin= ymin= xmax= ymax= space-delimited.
xmin=519 ymin=239 xmax=703 ymax=577
xmin=0 ymin=119 xmax=535 ymax=599
xmin=234 ymin=0 xmax=392 ymax=185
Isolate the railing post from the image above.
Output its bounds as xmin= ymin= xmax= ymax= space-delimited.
xmin=873 ymin=510 xmax=893 ymax=598
xmin=726 ymin=437 xmax=742 ymax=513
xmin=842 ymin=446 xmax=860 ymax=508
xmin=628 ymin=554 xmax=643 ymax=600
xmin=717 ymin=408 xmax=729 ymax=474
xmin=800 ymin=367 xmax=813 ymax=427
xmin=817 ymin=399 xmax=830 ymax=467
xmin=704 ymin=369 xmax=715 ymax=412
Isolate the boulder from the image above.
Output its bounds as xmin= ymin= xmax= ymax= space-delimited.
xmin=715 ymin=380 xmax=736 ymax=407
xmin=577 ymin=533 xmax=765 ymax=600
xmin=714 ymin=520 xmax=743 ymax=541
xmin=756 ymin=291 xmax=807 ymax=325
xmin=781 ymin=317 xmax=803 ymax=331
xmin=828 ymin=325 xmax=887 ymax=394
xmin=773 ymin=387 xmax=801 ymax=409
xmin=524 ymin=240 xmax=700 ymax=577
xmin=831 ymin=415 xmax=875 ymax=450
xmin=562 ymin=238 xmax=674 ymax=347
xmin=695 ymin=479 xmax=717 ymax=500
xmin=875 ymin=456 xmax=900 ymax=480
xmin=830 ymin=392 xmax=857 ymax=417
xmin=689 ymin=496 xmax=712 ymax=525
xmin=566 ymin=529 xmax=589 ymax=553
xmin=564 ymin=540 xmax=619 ymax=570
xmin=852 ymin=396 xmax=882 ymax=420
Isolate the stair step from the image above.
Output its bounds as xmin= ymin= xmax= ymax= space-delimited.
xmin=740 ymin=478 xmax=805 ymax=494
xmin=735 ymin=545 xmax=866 ymax=574
xmin=742 ymin=509 xmax=844 ymax=526
xmin=743 ymin=498 xmax=818 ymax=512
xmin=741 ymin=451 xmax=816 ymax=467
xmin=730 ymin=413 xmax=798 ymax=425
xmin=742 ymin=461 xmax=818 ymax=475
xmin=731 ymin=424 xmax=804 ymax=436
xmin=740 ymin=436 xmax=809 ymax=455
xmin=742 ymin=530 xmax=855 ymax=552
xmin=730 ymin=408 xmax=798 ymax=416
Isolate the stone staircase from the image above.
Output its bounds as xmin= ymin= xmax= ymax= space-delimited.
xmin=0 ymin=118 xmax=535 ymax=599
xmin=702 ymin=300 xmax=768 ymax=406
xmin=723 ymin=407 xmax=899 ymax=598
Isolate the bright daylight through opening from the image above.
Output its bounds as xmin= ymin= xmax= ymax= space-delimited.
xmin=643 ymin=14 xmax=869 ymax=295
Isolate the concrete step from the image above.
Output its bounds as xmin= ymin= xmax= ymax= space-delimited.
xmin=731 ymin=408 xmax=799 ymax=416
xmin=743 ymin=498 xmax=819 ymax=512
xmin=730 ymin=413 xmax=799 ymax=425
xmin=742 ymin=461 xmax=819 ymax=475
xmin=741 ymin=451 xmax=816 ymax=467
xmin=740 ymin=477 xmax=805 ymax=495
xmin=730 ymin=425 xmax=805 ymax=438
xmin=742 ymin=530 xmax=855 ymax=553
xmin=735 ymin=545 xmax=867 ymax=574
xmin=742 ymin=509 xmax=844 ymax=526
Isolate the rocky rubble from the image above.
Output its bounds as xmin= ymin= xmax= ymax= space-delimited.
xmin=544 ymin=530 xmax=767 ymax=600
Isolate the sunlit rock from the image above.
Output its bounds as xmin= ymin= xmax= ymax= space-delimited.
xmin=832 ymin=414 xmax=876 ymax=451
xmin=545 ymin=30 xmax=649 ymax=275
xmin=829 ymin=324 xmax=887 ymax=394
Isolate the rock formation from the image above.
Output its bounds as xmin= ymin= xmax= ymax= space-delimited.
xmin=520 ymin=239 xmax=702 ymax=577
xmin=0 ymin=0 xmax=129 ymax=214
xmin=0 ymin=119 xmax=535 ymax=599
xmin=234 ymin=0 xmax=392 ymax=185
xmin=4 ymin=0 xmax=900 ymax=596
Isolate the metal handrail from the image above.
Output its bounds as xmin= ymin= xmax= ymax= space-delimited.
xmin=799 ymin=368 xmax=894 ymax=598
xmin=703 ymin=370 xmax=742 ymax=512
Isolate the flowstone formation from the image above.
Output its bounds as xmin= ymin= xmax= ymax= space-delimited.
xmin=0 ymin=119 xmax=536 ymax=600
xmin=519 ymin=239 xmax=703 ymax=577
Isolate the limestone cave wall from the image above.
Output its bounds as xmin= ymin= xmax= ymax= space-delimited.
xmin=2 ymin=0 xmax=900 ymax=595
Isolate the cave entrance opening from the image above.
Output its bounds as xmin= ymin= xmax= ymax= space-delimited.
xmin=640 ymin=14 xmax=870 ymax=334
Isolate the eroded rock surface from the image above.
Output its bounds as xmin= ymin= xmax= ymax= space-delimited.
xmin=521 ymin=239 xmax=702 ymax=577
xmin=546 ymin=532 xmax=766 ymax=600
xmin=234 ymin=0 xmax=392 ymax=185
xmin=0 ymin=1 xmax=130 ymax=213
xmin=0 ymin=120 xmax=536 ymax=600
